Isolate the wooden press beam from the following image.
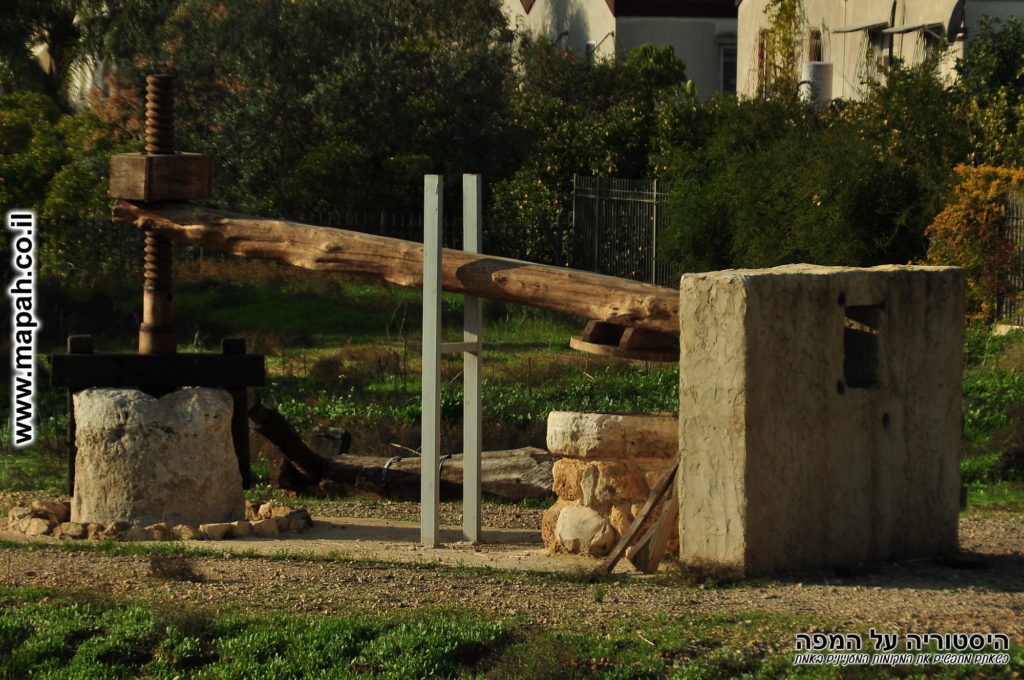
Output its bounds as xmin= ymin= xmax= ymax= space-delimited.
xmin=50 ymin=353 xmax=265 ymax=391
xmin=113 ymin=200 xmax=681 ymax=335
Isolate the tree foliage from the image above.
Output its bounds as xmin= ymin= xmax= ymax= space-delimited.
xmin=489 ymin=38 xmax=690 ymax=264
xmin=664 ymin=54 xmax=968 ymax=274
xmin=956 ymin=15 xmax=1024 ymax=166
xmin=926 ymin=166 xmax=1024 ymax=321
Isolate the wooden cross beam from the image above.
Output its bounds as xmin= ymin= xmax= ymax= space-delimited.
xmin=50 ymin=336 xmax=265 ymax=494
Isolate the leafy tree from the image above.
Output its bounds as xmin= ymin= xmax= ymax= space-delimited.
xmin=91 ymin=0 xmax=516 ymax=219
xmin=489 ymin=38 xmax=690 ymax=264
xmin=758 ymin=0 xmax=804 ymax=99
xmin=956 ymin=15 xmax=1024 ymax=166
xmin=663 ymin=56 xmax=967 ymax=275
xmin=0 ymin=0 xmax=79 ymax=106
xmin=0 ymin=91 xmax=137 ymax=279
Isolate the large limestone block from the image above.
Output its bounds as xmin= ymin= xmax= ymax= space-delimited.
xmin=71 ymin=388 xmax=244 ymax=527
xmin=547 ymin=412 xmax=677 ymax=459
xmin=678 ymin=265 xmax=964 ymax=574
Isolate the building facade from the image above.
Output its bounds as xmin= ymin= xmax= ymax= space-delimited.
xmin=737 ymin=0 xmax=1023 ymax=100
xmin=502 ymin=0 xmax=738 ymax=96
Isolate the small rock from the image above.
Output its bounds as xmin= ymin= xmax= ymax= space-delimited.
xmin=244 ymin=500 xmax=259 ymax=521
xmin=106 ymin=521 xmax=132 ymax=534
xmin=230 ymin=520 xmax=252 ymax=537
xmin=56 ymin=522 xmax=86 ymax=539
xmin=251 ymin=518 xmax=279 ymax=537
xmin=145 ymin=523 xmax=173 ymax=541
xmin=123 ymin=525 xmax=150 ymax=541
xmin=86 ymin=523 xmax=104 ymax=540
xmin=199 ymin=523 xmax=233 ymax=540
xmin=7 ymin=506 xmax=32 ymax=523
xmin=24 ymin=517 xmax=54 ymax=536
xmin=288 ymin=509 xmax=314 ymax=527
xmin=31 ymin=499 xmax=70 ymax=524
xmin=270 ymin=505 xmax=294 ymax=518
xmin=172 ymin=524 xmax=200 ymax=540
xmin=257 ymin=501 xmax=275 ymax=520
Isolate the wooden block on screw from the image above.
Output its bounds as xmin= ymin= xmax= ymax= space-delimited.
xmin=109 ymin=153 xmax=212 ymax=202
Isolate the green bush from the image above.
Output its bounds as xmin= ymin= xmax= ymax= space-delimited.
xmin=662 ymin=55 xmax=965 ymax=275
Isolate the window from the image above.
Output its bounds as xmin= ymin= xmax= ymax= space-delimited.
xmin=843 ymin=304 xmax=883 ymax=389
xmin=721 ymin=45 xmax=737 ymax=92
xmin=866 ymin=28 xmax=891 ymax=78
xmin=808 ymin=28 xmax=823 ymax=62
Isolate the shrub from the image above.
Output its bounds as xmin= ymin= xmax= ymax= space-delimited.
xmin=925 ymin=165 xmax=1024 ymax=321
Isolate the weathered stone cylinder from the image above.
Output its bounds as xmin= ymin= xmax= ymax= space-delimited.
xmin=71 ymin=388 xmax=244 ymax=527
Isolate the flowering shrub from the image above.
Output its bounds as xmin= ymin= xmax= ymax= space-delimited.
xmin=925 ymin=165 xmax=1024 ymax=321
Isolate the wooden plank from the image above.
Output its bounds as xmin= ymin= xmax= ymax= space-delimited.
xmin=50 ymin=353 xmax=265 ymax=390
xmin=602 ymin=464 xmax=678 ymax=573
xmin=112 ymin=200 xmax=681 ymax=335
xmin=627 ymin=485 xmax=679 ymax=573
xmin=569 ymin=335 xmax=678 ymax=363
xmin=619 ymin=327 xmax=678 ymax=351
xmin=222 ymin=338 xmax=252 ymax=489
xmin=65 ymin=335 xmax=92 ymax=496
xmin=109 ymin=153 xmax=212 ymax=202
xmin=580 ymin=321 xmax=625 ymax=345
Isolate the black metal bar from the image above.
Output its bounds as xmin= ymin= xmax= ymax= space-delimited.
xmin=222 ymin=338 xmax=252 ymax=489
xmin=65 ymin=334 xmax=93 ymax=496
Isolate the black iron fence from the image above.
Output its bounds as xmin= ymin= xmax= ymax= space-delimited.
xmin=571 ymin=175 xmax=675 ymax=287
xmin=998 ymin=192 xmax=1024 ymax=325
xmin=293 ymin=209 xmax=464 ymax=250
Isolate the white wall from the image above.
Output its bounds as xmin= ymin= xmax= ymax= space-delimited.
xmin=738 ymin=0 xmax=968 ymax=100
xmin=502 ymin=0 xmax=617 ymax=59
xmin=616 ymin=17 xmax=737 ymax=98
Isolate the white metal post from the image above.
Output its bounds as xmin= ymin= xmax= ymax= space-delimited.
xmin=421 ymin=175 xmax=443 ymax=547
xmin=462 ymin=174 xmax=483 ymax=542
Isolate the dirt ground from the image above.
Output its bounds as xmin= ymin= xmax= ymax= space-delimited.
xmin=0 ymin=508 xmax=1022 ymax=644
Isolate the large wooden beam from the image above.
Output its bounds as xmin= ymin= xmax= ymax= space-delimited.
xmin=113 ymin=200 xmax=680 ymax=335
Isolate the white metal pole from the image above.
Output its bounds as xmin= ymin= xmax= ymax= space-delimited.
xmin=462 ymin=174 xmax=483 ymax=543
xmin=421 ymin=175 xmax=443 ymax=547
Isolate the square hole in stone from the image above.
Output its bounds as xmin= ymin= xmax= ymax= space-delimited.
xmin=843 ymin=304 xmax=882 ymax=388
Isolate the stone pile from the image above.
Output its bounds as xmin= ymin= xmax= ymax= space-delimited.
xmin=541 ymin=412 xmax=678 ymax=557
xmin=4 ymin=498 xmax=313 ymax=541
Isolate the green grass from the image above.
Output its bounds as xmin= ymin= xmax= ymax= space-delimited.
xmin=0 ymin=586 xmax=1018 ymax=679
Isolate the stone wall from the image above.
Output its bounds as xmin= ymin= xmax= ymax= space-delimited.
xmin=677 ymin=264 xmax=964 ymax=574
xmin=542 ymin=412 xmax=677 ymax=556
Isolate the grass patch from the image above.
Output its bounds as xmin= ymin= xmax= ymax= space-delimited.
xmin=5 ymin=585 xmax=1015 ymax=680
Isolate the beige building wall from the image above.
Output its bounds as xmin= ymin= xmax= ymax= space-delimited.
xmin=502 ymin=0 xmax=617 ymax=59
xmin=616 ymin=17 xmax=737 ymax=98
xmin=736 ymin=0 xmax=995 ymax=100
xmin=502 ymin=1 xmax=738 ymax=95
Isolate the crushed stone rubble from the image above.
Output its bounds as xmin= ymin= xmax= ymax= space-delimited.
xmin=4 ymin=498 xmax=313 ymax=541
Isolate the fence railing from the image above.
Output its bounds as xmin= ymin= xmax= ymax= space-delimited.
xmin=998 ymin=191 xmax=1024 ymax=325
xmin=571 ymin=175 xmax=675 ymax=288
xmin=292 ymin=209 xmax=464 ymax=250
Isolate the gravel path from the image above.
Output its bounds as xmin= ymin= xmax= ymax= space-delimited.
xmin=0 ymin=491 xmax=1021 ymax=644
